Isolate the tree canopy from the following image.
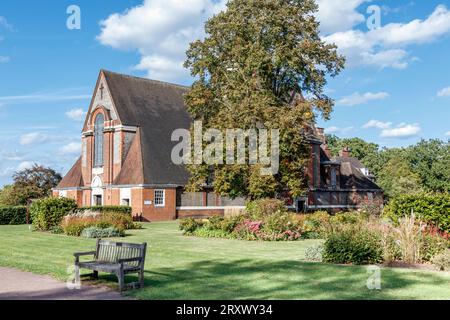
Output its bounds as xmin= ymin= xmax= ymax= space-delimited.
xmin=184 ymin=0 xmax=345 ymax=199
xmin=0 ymin=164 xmax=62 ymax=206
xmin=326 ymin=135 xmax=450 ymax=197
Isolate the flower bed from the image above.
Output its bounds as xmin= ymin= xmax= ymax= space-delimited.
xmin=60 ymin=209 xmax=141 ymax=237
xmin=180 ymin=199 xmax=302 ymax=241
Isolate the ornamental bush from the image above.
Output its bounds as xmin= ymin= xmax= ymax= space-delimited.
xmin=61 ymin=209 xmax=139 ymax=236
xmin=179 ymin=218 xmax=204 ymax=234
xmin=323 ymin=226 xmax=383 ymax=265
xmin=0 ymin=206 xmax=27 ymax=225
xmin=81 ymin=226 xmax=124 ymax=238
xmin=384 ymin=193 xmax=450 ymax=232
xmin=245 ymin=198 xmax=287 ymax=220
xmin=30 ymin=197 xmax=77 ymax=231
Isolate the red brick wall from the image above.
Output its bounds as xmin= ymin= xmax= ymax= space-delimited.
xmin=141 ymin=188 xmax=177 ymax=221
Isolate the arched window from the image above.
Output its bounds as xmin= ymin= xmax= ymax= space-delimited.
xmin=94 ymin=113 xmax=104 ymax=167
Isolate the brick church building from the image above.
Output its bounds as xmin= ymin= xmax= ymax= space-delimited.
xmin=53 ymin=70 xmax=382 ymax=221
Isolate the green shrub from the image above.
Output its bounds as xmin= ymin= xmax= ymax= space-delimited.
xmin=75 ymin=205 xmax=132 ymax=215
xmin=179 ymin=218 xmax=204 ymax=234
xmin=30 ymin=197 xmax=77 ymax=231
xmin=421 ymin=234 xmax=447 ymax=262
xmin=432 ymin=251 xmax=450 ymax=271
xmin=0 ymin=206 xmax=27 ymax=225
xmin=262 ymin=212 xmax=299 ymax=234
xmin=301 ymin=211 xmax=331 ymax=236
xmin=384 ymin=193 xmax=450 ymax=232
xmin=245 ymin=198 xmax=287 ymax=219
xmin=101 ymin=211 xmax=136 ymax=230
xmin=305 ymin=245 xmax=324 ymax=262
xmin=192 ymin=228 xmax=231 ymax=239
xmin=81 ymin=226 xmax=124 ymax=238
xmin=49 ymin=225 xmax=64 ymax=234
xmin=323 ymin=226 xmax=383 ymax=265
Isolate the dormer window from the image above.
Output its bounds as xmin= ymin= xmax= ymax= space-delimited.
xmin=94 ymin=113 xmax=104 ymax=167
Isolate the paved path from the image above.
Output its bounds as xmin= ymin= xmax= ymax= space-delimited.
xmin=0 ymin=267 xmax=127 ymax=300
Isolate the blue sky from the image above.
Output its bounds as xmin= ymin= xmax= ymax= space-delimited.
xmin=0 ymin=0 xmax=449 ymax=187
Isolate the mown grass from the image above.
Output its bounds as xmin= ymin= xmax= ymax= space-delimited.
xmin=0 ymin=222 xmax=449 ymax=300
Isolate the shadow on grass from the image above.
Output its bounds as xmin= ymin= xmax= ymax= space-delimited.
xmin=120 ymin=259 xmax=449 ymax=300
xmin=1 ymin=260 xmax=447 ymax=300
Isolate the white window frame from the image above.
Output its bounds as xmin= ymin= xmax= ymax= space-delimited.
xmin=154 ymin=189 xmax=165 ymax=207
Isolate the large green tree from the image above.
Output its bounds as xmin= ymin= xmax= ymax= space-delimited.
xmin=406 ymin=139 xmax=450 ymax=193
xmin=0 ymin=164 xmax=62 ymax=206
xmin=377 ymin=155 xmax=423 ymax=199
xmin=184 ymin=0 xmax=344 ymax=199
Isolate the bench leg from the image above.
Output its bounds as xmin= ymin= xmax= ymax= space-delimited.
xmin=139 ymin=269 xmax=145 ymax=288
xmin=92 ymin=270 xmax=99 ymax=280
xmin=117 ymin=270 xmax=125 ymax=292
xmin=74 ymin=265 xmax=81 ymax=287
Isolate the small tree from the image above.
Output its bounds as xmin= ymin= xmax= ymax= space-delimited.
xmin=14 ymin=164 xmax=61 ymax=204
xmin=0 ymin=164 xmax=62 ymax=206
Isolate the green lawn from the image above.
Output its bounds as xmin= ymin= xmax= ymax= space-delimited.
xmin=0 ymin=222 xmax=449 ymax=300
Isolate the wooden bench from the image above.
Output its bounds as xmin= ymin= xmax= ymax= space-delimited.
xmin=74 ymin=239 xmax=147 ymax=291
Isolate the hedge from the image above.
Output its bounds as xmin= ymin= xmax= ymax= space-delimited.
xmin=30 ymin=197 xmax=78 ymax=231
xmin=0 ymin=206 xmax=27 ymax=225
xmin=75 ymin=205 xmax=132 ymax=215
xmin=384 ymin=193 xmax=450 ymax=232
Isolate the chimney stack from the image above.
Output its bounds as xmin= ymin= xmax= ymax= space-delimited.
xmin=316 ymin=127 xmax=326 ymax=144
xmin=339 ymin=146 xmax=351 ymax=158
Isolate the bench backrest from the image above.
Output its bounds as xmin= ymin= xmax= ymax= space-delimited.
xmin=95 ymin=239 xmax=147 ymax=268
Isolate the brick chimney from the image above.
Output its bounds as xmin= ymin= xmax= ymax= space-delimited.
xmin=339 ymin=146 xmax=351 ymax=158
xmin=316 ymin=127 xmax=332 ymax=157
xmin=316 ymin=127 xmax=326 ymax=144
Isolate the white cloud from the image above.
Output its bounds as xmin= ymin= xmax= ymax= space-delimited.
xmin=380 ymin=123 xmax=421 ymax=139
xmin=59 ymin=142 xmax=81 ymax=155
xmin=324 ymin=126 xmax=354 ymax=134
xmin=97 ymin=0 xmax=227 ymax=82
xmin=446 ymin=131 xmax=450 ymax=136
xmin=65 ymin=108 xmax=86 ymax=121
xmin=338 ymin=92 xmax=389 ymax=106
xmin=316 ymin=0 xmax=369 ymax=34
xmin=324 ymin=5 xmax=450 ymax=69
xmin=362 ymin=119 xmax=392 ymax=129
xmin=1 ymin=150 xmax=25 ymax=161
xmin=97 ymin=2 xmax=450 ymax=79
xmin=20 ymin=132 xmax=48 ymax=146
xmin=0 ymin=166 xmax=15 ymax=177
xmin=0 ymin=56 xmax=10 ymax=63
xmin=0 ymin=16 xmax=13 ymax=31
xmin=437 ymin=86 xmax=450 ymax=97
xmin=16 ymin=161 xmax=34 ymax=171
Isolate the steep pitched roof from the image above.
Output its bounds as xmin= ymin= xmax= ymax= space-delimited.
xmin=56 ymin=157 xmax=84 ymax=189
xmin=339 ymin=161 xmax=381 ymax=190
xmin=113 ymin=129 xmax=145 ymax=185
xmin=334 ymin=156 xmax=366 ymax=169
xmin=103 ymin=70 xmax=191 ymax=185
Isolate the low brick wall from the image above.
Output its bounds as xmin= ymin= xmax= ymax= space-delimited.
xmin=176 ymin=209 xmax=224 ymax=219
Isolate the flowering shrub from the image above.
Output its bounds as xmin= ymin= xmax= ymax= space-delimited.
xmin=179 ymin=200 xmax=301 ymax=241
xmin=60 ymin=209 xmax=139 ymax=237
